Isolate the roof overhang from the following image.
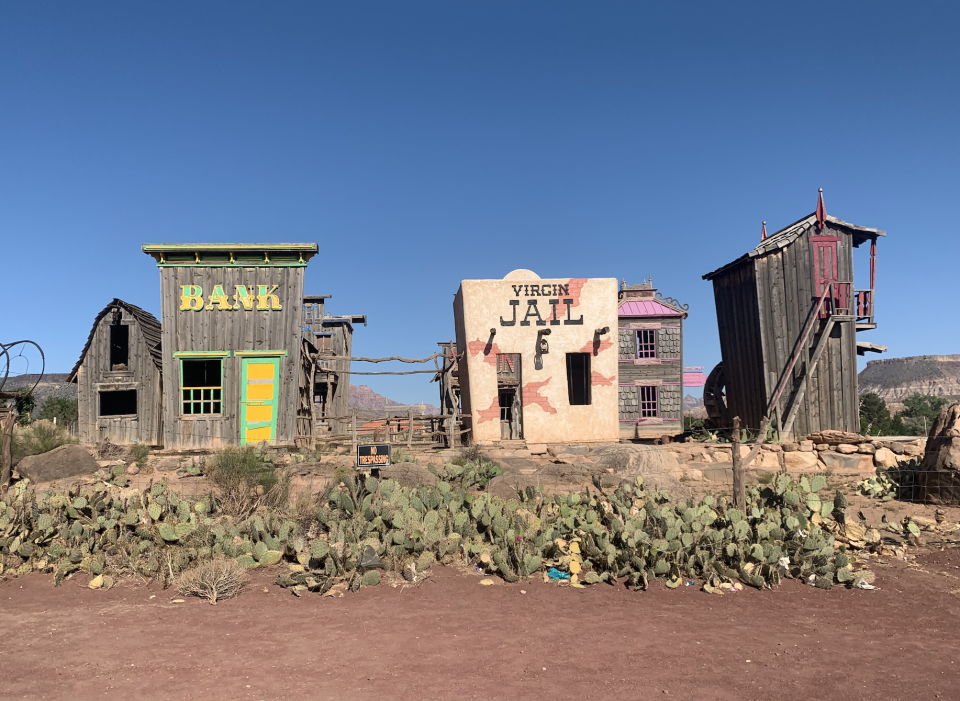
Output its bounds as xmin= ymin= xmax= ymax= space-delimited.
xmin=703 ymin=213 xmax=886 ymax=281
xmin=142 ymin=243 xmax=318 ymax=267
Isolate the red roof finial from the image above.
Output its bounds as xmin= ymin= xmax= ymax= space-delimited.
xmin=760 ymin=221 xmax=768 ymax=242
xmin=815 ymin=187 xmax=826 ymax=229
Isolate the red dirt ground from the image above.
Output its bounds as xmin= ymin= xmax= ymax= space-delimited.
xmin=3 ymin=550 xmax=960 ymax=701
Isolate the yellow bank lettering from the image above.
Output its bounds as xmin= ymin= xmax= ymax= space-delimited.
xmin=178 ymin=284 xmax=283 ymax=312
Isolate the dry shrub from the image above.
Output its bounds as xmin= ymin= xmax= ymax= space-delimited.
xmin=176 ymin=558 xmax=248 ymax=604
xmin=205 ymin=445 xmax=290 ymax=517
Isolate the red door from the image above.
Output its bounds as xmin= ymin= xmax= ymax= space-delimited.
xmin=810 ymin=235 xmax=846 ymax=317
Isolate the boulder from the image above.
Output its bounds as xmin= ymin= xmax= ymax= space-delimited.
xmin=527 ymin=444 xmax=548 ymax=455
xmin=836 ymin=444 xmax=859 ymax=454
xmin=378 ymin=464 xmax=438 ymax=488
xmin=782 ymin=442 xmax=798 ymax=452
xmin=756 ymin=451 xmax=781 ymax=469
xmin=592 ymin=445 xmax=683 ymax=478
xmin=891 ymin=441 xmax=924 ymax=457
xmin=700 ymin=463 xmax=734 ymax=483
xmin=857 ymin=443 xmax=877 ymax=454
xmin=873 ymin=448 xmax=898 ymax=469
xmin=762 ymin=443 xmax=782 ymax=452
xmin=16 ymin=444 xmax=99 ymax=484
xmin=806 ymin=430 xmax=865 ymax=445
xmin=549 ymin=444 xmax=591 ymax=457
xmin=799 ymin=440 xmax=815 ymax=452
xmin=815 ymin=444 xmax=829 ymax=452
xmin=783 ymin=452 xmax=819 ymax=470
xmin=820 ymin=452 xmax=863 ymax=470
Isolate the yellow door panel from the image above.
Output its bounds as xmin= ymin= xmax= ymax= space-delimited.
xmin=246 ymin=405 xmax=273 ymax=422
xmin=246 ymin=384 xmax=275 ymax=401
xmin=247 ymin=363 xmax=275 ymax=380
xmin=246 ymin=426 xmax=272 ymax=442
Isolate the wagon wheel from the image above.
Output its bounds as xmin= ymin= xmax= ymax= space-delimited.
xmin=703 ymin=362 xmax=730 ymax=429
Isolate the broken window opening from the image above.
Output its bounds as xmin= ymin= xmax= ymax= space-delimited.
xmin=110 ymin=324 xmax=129 ymax=370
xmin=99 ymin=389 xmax=137 ymax=417
xmin=637 ymin=329 xmax=657 ymax=359
xmin=566 ymin=353 xmax=591 ymax=406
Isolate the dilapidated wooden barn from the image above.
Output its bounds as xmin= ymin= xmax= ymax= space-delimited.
xmin=68 ymin=299 xmax=164 ymax=446
xmin=702 ymin=193 xmax=885 ymax=438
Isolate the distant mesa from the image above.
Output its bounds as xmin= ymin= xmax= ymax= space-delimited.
xmin=858 ymin=355 xmax=960 ymax=403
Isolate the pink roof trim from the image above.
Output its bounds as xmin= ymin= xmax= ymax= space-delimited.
xmin=618 ymin=299 xmax=685 ymax=317
xmin=683 ymin=371 xmax=707 ymax=387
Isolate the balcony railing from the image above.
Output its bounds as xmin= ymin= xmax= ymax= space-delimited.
xmin=855 ymin=289 xmax=874 ymax=325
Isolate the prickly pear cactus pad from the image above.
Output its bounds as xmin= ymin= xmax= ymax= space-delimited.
xmin=0 ymin=468 xmax=870 ymax=596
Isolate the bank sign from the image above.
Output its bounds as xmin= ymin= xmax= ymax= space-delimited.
xmin=180 ymin=285 xmax=282 ymax=311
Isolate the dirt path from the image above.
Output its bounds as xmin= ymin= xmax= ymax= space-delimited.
xmin=3 ymin=550 xmax=960 ymax=701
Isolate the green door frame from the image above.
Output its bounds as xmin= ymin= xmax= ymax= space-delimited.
xmin=240 ymin=356 xmax=280 ymax=445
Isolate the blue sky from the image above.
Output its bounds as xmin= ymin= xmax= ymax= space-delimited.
xmin=2 ymin=1 xmax=958 ymax=404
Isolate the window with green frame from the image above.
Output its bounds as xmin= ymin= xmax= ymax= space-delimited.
xmin=180 ymin=359 xmax=223 ymax=415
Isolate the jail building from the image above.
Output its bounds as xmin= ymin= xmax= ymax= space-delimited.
xmin=68 ymin=299 xmax=164 ymax=446
xmin=454 ymin=270 xmax=621 ymax=445
xmin=616 ymin=280 xmax=689 ymax=439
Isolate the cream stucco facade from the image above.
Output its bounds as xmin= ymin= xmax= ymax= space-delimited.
xmin=453 ymin=270 xmax=620 ymax=445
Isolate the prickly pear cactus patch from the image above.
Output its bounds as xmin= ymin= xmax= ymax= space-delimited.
xmin=0 ymin=466 xmax=873 ymax=597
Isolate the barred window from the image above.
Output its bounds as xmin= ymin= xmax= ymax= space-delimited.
xmin=637 ymin=329 xmax=657 ymax=358
xmin=640 ymin=385 xmax=658 ymax=417
xmin=180 ymin=359 xmax=223 ymax=415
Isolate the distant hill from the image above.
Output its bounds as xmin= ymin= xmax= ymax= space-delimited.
xmin=683 ymin=393 xmax=706 ymax=418
xmin=858 ymin=355 xmax=960 ymax=403
xmin=1 ymin=373 xmax=76 ymax=414
xmin=349 ymin=384 xmax=440 ymax=416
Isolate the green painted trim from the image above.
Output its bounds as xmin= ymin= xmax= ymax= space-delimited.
xmin=173 ymin=351 xmax=230 ymax=358
xmin=234 ymin=350 xmax=288 ymax=357
xmin=178 ymin=357 xmax=225 ymax=417
xmin=240 ymin=356 xmax=280 ymax=445
xmin=143 ymin=243 xmax=317 ymax=252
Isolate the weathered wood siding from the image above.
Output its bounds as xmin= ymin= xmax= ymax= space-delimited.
xmin=755 ymin=224 xmax=859 ymax=435
xmin=158 ymin=266 xmax=306 ymax=449
xmin=617 ymin=315 xmax=684 ymax=439
xmin=76 ymin=314 xmax=162 ymax=446
xmin=713 ymin=223 xmax=860 ymax=436
xmin=711 ymin=262 xmax=766 ymax=431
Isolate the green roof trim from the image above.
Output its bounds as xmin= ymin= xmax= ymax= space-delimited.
xmin=142 ymin=243 xmax=318 ymax=267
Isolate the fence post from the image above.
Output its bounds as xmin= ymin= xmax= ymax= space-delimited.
xmin=407 ymin=408 xmax=414 ymax=449
xmin=731 ymin=416 xmax=745 ymax=509
xmin=352 ymin=409 xmax=358 ymax=452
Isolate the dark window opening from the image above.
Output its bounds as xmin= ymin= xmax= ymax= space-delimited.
xmin=110 ymin=324 xmax=129 ymax=370
xmin=637 ymin=329 xmax=657 ymax=358
xmin=180 ymin=359 xmax=222 ymax=415
xmin=640 ymin=386 xmax=658 ymax=417
xmin=99 ymin=389 xmax=137 ymax=416
xmin=566 ymin=353 xmax=592 ymax=406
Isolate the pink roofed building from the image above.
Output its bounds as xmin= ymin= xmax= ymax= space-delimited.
xmin=617 ymin=279 xmax=689 ymax=440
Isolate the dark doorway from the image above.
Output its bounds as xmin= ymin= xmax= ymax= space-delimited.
xmin=496 ymin=353 xmax=522 ymax=440
xmin=110 ymin=324 xmax=129 ymax=370
xmin=566 ymin=353 xmax=591 ymax=405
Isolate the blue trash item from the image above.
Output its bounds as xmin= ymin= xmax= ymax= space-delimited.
xmin=547 ymin=567 xmax=571 ymax=580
